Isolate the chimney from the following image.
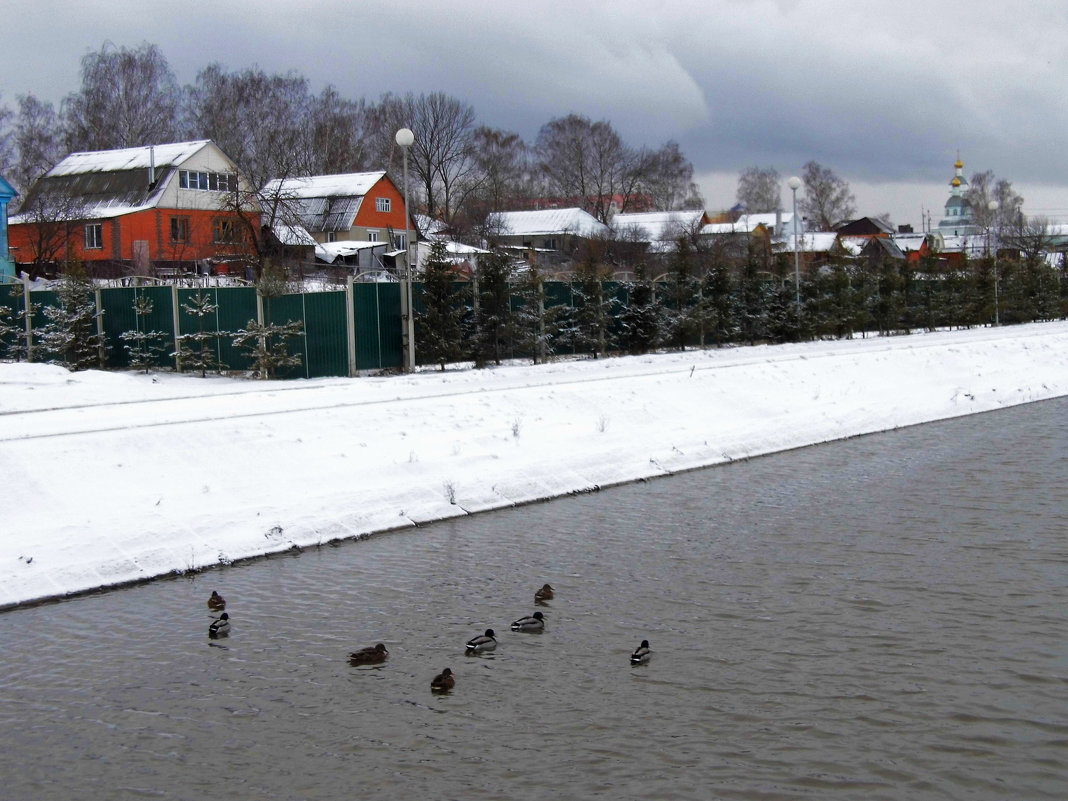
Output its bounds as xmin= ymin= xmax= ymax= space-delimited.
xmin=149 ymin=146 xmax=156 ymax=187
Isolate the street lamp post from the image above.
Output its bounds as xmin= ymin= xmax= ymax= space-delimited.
xmin=787 ymin=175 xmax=802 ymax=327
xmin=396 ymin=127 xmax=416 ymax=371
xmin=988 ymin=199 xmax=999 ymax=327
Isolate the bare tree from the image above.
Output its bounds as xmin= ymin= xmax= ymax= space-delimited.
xmin=642 ymin=141 xmax=703 ymax=211
xmin=799 ymin=161 xmax=856 ymax=230
xmin=965 ymin=170 xmax=1024 ymax=230
xmin=184 ymin=64 xmax=313 ymax=191
xmin=11 ymin=185 xmax=89 ymax=278
xmin=736 ymin=166 xmax=782 ymax=212
xmin=61 ymin=42 xmax=181 ymax=151
xmin=535 ymin=114 xmax=641 ymax=223
xmin=372 ymin=92 xmax=479 ymax=223
xmin=0 ymin=93 xmax=14 ymax=177
xmin=307 ymin=86 xmax=374 ymax=176
xmin=13 ymin=94 xmax=63 ymax=194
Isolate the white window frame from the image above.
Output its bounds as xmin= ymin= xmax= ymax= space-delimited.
xmin=367 ymin=230 xmax=380 ymax=243
xmin=85 ymin=223 xmax=103 ymax=250
xmin=375 ymin=197 xmax=391 ymax=213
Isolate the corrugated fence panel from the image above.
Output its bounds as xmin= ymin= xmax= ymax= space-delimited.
xmin=353 ymin=282 xmax=402 ymax=371
xmin=298 ymin=291 xmax=349 ymax=378
xmin=101 ymin=286 xmax=177 ymax=369
xmin=0 ymin=284 xmax=21 ymax=357
xmin=213 ymin=287 xmax=258 ymax=372
xmin=261 ymin=293 xmax=308 ymax=380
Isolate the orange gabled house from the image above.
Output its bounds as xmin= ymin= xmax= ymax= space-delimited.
xmin=261 ymin=171 xmax=415 ymax=250
xmin=8 ymin=140 xmax=260 ymax=277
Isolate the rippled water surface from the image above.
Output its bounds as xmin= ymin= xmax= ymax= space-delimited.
xmin=2 ymin=399 xmax=1067 ymax=800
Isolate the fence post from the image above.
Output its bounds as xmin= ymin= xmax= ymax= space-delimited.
xmin=94 ymin=287 xmax=106 ymax=367
xmin=345 ymin=277 xmax=357 ymax=377
xmin=171 ymin=284 xmax=181 ymax=372
xmin=22 ymin=276 xmax=33 ymax=363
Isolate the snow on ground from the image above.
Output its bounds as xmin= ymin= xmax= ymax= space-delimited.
xmin=3 ymin=321 xmax=1068 ymax=609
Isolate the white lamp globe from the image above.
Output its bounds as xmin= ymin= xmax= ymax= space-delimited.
xmin=395 ymin=128 xmax=414 ymax=148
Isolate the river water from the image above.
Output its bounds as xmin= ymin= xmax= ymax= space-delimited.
xmin=2 ymin=399 xmax=1066 ymax=800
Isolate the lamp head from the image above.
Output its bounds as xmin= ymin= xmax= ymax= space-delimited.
xmin=787 ymin=176 xmax=802 ymax=191
xmin=395 ymin=128 xmax=415 ymax=148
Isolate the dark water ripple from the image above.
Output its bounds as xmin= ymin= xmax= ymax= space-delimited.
xmin=1 ymin=398 xmax=1067 ymax=800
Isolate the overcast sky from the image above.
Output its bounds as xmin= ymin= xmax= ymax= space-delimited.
xmin=5 ymin=0 xmax=1067 ymax=228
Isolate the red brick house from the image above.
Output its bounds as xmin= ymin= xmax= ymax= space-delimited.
xmin=8 ymin=140 xmax=260 ymax=277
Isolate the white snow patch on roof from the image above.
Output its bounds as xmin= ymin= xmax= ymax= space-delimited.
xmin=47 ymin=141 xmax=213 ymax=176
xmin=264 ymin=172 xmax=387 ymax=199
xmin=488 ymin=208 xmax=608 ymax=238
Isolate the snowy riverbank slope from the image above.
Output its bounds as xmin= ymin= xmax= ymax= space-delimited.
xmin=3 ymin=321 xmax=1068 ymax=608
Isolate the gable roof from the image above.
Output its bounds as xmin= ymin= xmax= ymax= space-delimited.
xmin=13 ymin=140 xmax=224 ymax=222
xmin=47 ymin=140 xmax=213 ymax=177
xmin=488 ymin=207 xmax=608 ymax=238
xmin=612 ymin=210 xmax=707 ymax=242
xmin=262 ymin=172 xmax=389 ymax=234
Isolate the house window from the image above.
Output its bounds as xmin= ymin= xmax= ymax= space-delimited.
xmin=543 ymin=238 xmax=558 ymax=250
xmin=367 ymin=230 xmax=380 ymax=243
xmin=179 ymin=170 xmax=234 ymax=192
xmin=393 ymin=232 xmax=407 ymax=250
xmin=212 ymin=218 xmax=237 ymax=244
xmin=375 ymin=197 xmax=391 ymax=213
xmin=85 ymin=223 xmax=103 ymax=250
xmin=170 ymin=216 xmax=190 ymax=243
xmin=326 ymin=232 xmax=337 ymax=243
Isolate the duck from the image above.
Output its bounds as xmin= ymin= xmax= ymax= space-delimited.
xmin=511 ymin=611 xmax=545 ymax=632
xmin=630 ymin=639 xmax=651 ymax=665
xmin=208 ymin=613 xmax=231 ymax=638
xmin=207 ymin=591 xmax=226 ymax=612
xmin=465 ymin=628 xmax=497 ymax=654
xmin=534 ymin=584 xmax=554 ymax=604
xmin=430 ymin=668 xmax=455 ymax=693
xmin=348 ymin=643 xmax=389 ymax=665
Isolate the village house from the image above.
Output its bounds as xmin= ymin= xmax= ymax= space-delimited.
xmin=0 ymin=174 xmax=17 ymax=279
xmin=260 ymin=171 xmax=415 ymax=275
xmin=485 ymin=207 xmax=609 ymax=270
xmin=8 ymin=140 xmax=260 ymax=278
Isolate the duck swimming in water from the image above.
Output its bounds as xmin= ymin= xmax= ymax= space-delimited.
xmin=534 ymin=584 xmax=554 ymax=604
xmin=207 ymin=591 xmax=226 ymax=612
xmin=208 ymin=613 xmax=230 ymax=638
xmin=430 ymin=668 xmax=455 ymax=693
xmin=630 ymin=639 xmax=651 ymax=665
xmin=511 ymin=611 xmax=545 ymax=632
xmin=348 ymin=643 xmax=389 ymax=665
xmin=465 ymin=629 xmax=497 ymax=654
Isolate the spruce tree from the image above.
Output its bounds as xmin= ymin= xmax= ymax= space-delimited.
xmin=36 ymin=261 xmax=108 ymax=370
xmin=618 ymin=263 xmax=661 ymax=355
xmin=176 ymin=289 xmax=226 ymax=377
xmin=700 ymin=255 xmax=737 ymax=346
xmin=471 ymin=250 xmax=515 ymax=367
xmin=415 ymin=240 xmax=466 ymax=370
xmin=570 ymin=253 xmax=616 ymax=358
xmin=119 ymin=292 xmax=169 ymax=373
xmin=661 ymin=237 xmax=701 ymax=350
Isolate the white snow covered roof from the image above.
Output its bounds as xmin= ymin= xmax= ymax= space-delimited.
xmin=315 ymin=240 xmax=386 ymax=264
xmin=612 ymin=210 xmax=706 ymax=242
xmin=263 ymin=172 xmax=387 ymax=199
xmin=47 ymin=141 xmax=213 ymax=177
xmin=775 ymin=232 xmax=840 ymax=253
xmin=701 ymin=212 xmax=796 ymax=236
xmin=272 ymin=222 xmax=317 ymax=247
xmin=488 ymin=208 xmax=608 ymax=238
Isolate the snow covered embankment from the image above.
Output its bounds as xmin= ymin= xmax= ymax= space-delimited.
xmin=2 ymin=321 xmax=1068 ymax=609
